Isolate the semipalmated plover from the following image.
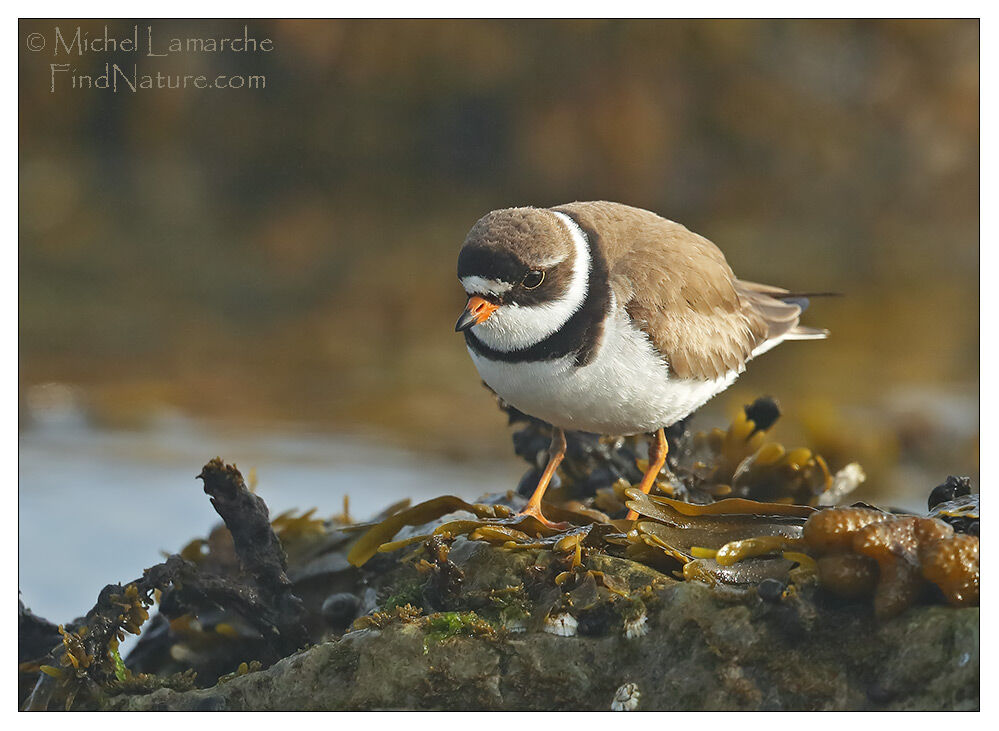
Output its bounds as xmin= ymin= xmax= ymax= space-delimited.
xmin=455 ymin=201 xmax=827 ymax=525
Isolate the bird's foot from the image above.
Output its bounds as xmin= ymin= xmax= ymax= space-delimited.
xmin=516 ymin=503 xmax=570 ymax=531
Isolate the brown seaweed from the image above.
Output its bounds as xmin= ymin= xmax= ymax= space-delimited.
xmin=801 ymin=505 xmax=980 ymax=618
xmin=348 ymin=496 xmax=522 ymax=566
xmin=682 ymin=556 xmax=796 ymax=585
xmin=669 ymin=398 xmax=841 ymax=506
xmin=920 ymin=533 xmax=979 ymax=607
xmin=621 ymin=488 xmax=812 ymax=585
xmin=21 ymin=458 xmax=314 ymax=710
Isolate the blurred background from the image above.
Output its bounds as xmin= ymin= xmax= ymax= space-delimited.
xmin=19 ymin=19 xmax=978 ymax=621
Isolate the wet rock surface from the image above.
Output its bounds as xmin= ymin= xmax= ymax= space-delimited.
xmin=99 ymin=544 xmax=979 ymax=711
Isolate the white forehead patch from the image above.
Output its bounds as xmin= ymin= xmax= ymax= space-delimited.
xmin=460 ymin=275 xmax=513 ymax=298
xmin=470 ymin=211 xmax=591 ymax=352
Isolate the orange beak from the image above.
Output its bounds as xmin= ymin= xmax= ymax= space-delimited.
xmin=455 ymin=295 xmax=499 ymax=332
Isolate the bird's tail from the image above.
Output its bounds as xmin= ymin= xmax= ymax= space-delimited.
xmin=736 ymin=279 xmax=835 ymax=344
xmin=775 ymin=291 xmax=841 ymax=314
xmin=785 ymin=324 xmax=829 ymax=340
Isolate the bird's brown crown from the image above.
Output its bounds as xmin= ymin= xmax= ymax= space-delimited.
xmin=458 ymin=208 xmax=575 ymax=280
xmin=457 ymin=207 xmax=578 ymax=306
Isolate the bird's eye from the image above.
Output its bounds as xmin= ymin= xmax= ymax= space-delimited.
xmin=522 ymin=270 xmax=545 ymax=289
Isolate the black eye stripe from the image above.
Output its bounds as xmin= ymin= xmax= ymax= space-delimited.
xmin=522 ymin=270 xmax=544 ymax=289
xmin=456 ymin=246 xmax=524 ymax=284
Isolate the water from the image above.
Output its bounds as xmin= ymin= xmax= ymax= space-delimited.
xmin=18 ymin=384 xmax=978 ymax=625
xmin=18 ymin=413 xmax=520 ymax=625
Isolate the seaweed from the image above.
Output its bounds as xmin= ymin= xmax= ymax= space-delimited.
xmin=422 ymin=611 xmax=496 ymax=651
xmin=18 ymin=397 xmax=980 ymax=711
xmin=505 ymin=396 xmax=851 ymax=515
xmin=347 ymin=495 xmax=514 ymax=566
xmin=803 ymin=506 xmax=980 ymax=617
xmin=21 ymin=557 xmax=186 ymax=710
xmin=19 ymin=458 xmax=312 ymax=710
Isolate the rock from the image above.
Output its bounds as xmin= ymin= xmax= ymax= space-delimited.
xmin=320 ymin=593 xmax=360 ymax=632
xmin=101 ymin=543 xmax=979 ymax=711
xmin=23 ymin=453 xmax=976 ymax=711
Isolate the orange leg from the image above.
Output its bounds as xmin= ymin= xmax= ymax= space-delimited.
xmin=519 ymin=427 xmax=567 ymax=527
xmin=625 ymin=427 xmax=668 ymax=521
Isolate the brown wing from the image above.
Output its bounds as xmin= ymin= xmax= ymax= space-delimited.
xmin=556 ymin=201 xmax=806 ymax=381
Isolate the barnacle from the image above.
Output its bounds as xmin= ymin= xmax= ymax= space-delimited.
xmin=611 ymin=682 xmax=640 ymax=711
xmin=543 ymin=612 xmax=578 ymax=636
xmin=623 ymin=612 xmax=649 ymax=638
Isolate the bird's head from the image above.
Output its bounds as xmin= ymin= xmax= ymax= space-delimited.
xmin=454 ymin=207 xmax=592 ymax=351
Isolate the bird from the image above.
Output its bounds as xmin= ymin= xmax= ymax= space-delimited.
xmin=454 ymin=201 xmax=827 ymax=527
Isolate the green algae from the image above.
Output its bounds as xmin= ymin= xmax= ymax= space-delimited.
xmin=109 ymin=645 xmax=127 ymax=684
xmin=422 ymin=611 xmax=495 ymax=654
xmin=381 ymin=579 xmax=425 ymax=612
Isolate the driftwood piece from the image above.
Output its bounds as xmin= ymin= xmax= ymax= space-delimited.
xmin=197 ymin=458 xmax=310 ymax=652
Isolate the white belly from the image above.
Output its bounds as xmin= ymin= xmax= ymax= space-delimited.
xmin=468 ymin=308 xmax=737 ymax=435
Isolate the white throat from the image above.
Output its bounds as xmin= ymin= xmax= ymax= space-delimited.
xmin=468 ymin=212 xmax=591 ymax=352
